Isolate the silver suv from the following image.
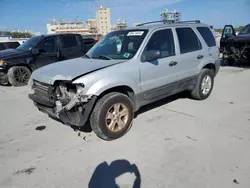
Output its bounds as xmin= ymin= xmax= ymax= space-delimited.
xmin=28 ymin=20 xmax=220 ymax=140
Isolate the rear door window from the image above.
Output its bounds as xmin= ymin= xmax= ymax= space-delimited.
xmin=197 ymin=27 xmax=216 ymax=47
xmin=176 ymin=27 xmax=202 ymax=54
xmin=61 ymin=35 xmax=78 ymax=48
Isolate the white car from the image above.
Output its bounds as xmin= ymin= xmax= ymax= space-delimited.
xmin=0 ymin=40 xmax=23 ymax=51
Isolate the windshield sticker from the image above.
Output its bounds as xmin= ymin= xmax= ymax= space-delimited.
xmin=127 ymin=31 xmax=144 ymax=36
xmin=123 ymin=52 xmax=130 ymax=58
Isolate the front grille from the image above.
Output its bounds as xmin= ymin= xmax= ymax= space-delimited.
xmin=32 ymin=79 xmax=56 ymax=106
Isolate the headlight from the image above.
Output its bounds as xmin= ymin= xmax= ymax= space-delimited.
xmin=28 ymin=78 xmax=34 ymax=87
xmin=76 ymin=84 xmax=85 ymax=94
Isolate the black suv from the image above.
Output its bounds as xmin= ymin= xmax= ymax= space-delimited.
xmin=220 ymin=24 xmax=250 ymax=65
xmin=0 ymin=33 xmax=96 ymax=86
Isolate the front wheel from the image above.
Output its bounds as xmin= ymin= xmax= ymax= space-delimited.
xmin=190 ymin=68 xmax=214 ymax=100
xmin=7 ymin=66 xmax=31 ymax=87
xmin=90 ymin=92 xmax=134 ymax=141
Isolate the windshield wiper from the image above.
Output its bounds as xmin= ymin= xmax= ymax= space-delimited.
xmin=95 ymin=55 xmax=112 ymax=60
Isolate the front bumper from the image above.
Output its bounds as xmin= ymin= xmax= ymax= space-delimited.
xmin=29 ymin=93 xmax=97 ymax=126
xmin=0 ymin=67 xmax=8 ymax=84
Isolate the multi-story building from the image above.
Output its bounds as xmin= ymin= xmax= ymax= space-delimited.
xmin=96 ymin=5 xmax=112 ymax=35
xmin=160 ymin=9 xmax=181 ymax=23
xmin=112 ymin=19 xmax=127 ymax=31
xmin=87 ymin=19 xmax=98 ymax=33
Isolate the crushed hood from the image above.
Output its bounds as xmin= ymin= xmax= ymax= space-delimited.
xmin=31 ymin=57 xmax=124 ymax=85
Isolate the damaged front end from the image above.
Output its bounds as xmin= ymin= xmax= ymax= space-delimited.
xmin=28 ymin=79 xmax=97 ymax=126
xmin=222 ymin=39 xmax=250 ymax=61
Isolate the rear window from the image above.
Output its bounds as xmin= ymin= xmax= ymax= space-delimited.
xmin=61 ymin=35 xmax=78 ymax=48
xmin=197 ymin=27 xmax=216 ymax=47
xmin=176 ymin=27 xmax=202 ymax=54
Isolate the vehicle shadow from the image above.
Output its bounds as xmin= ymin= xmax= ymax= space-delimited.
xmin=71 ymin=91 xmax=188 ymax=133
xmin=88 ymin=159 xmax=141 ymax=188
xmin=134 ymin=91 xmax=188 ymax=118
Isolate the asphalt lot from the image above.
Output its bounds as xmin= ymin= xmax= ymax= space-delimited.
xmin=0 ymin=66 xmax=250 ymax=188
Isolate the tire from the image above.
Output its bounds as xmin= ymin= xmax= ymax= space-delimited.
xmin=7 ymin=66 xmax=31 ymax=87
xmin=190 ymin=68 xmax=214 ymax=100
xmin=90 ymin=92 xmax=134 ymax=141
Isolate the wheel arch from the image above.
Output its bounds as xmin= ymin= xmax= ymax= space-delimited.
xmin=97 ymin=85 xmax=136 ymax=108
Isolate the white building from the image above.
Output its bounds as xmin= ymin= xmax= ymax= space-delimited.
xmin=96 ymin=5 xmax=112 ymax=35
xmin=46 ymin=18 xmax=90 ymax=34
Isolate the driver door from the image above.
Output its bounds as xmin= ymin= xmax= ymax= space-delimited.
xmin=220 ymin=25 xmax=236 ymax=53
xmin=34 ymin=37 xmax=59 ymax=69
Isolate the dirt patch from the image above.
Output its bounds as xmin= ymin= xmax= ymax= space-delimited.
xmin=35 ymin=126 xmax=46 ymax=131
xmin=14 ymin=167 xmax=36 ymax=175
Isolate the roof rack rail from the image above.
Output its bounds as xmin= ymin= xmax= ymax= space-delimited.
xmin=136 ymin=20 xmax=201 ymax=26
xmin=136 ymin=21 xmax=165 ymax=27
xmin=175 ymin=20 xmax=201 ymax=24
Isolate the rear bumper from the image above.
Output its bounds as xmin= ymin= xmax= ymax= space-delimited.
xmin=214 ymin=59 xmax=220 ymax=76
xmin=29 ymin=93 xmax=97 ymax=127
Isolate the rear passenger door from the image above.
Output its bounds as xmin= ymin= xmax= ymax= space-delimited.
xmin=59 ymin=35 xmax=82 ymax=60
xmin=174 ymin=27 xmax=204 ymax=82
xmin=139 ymin=28 xmax=179 ymax=103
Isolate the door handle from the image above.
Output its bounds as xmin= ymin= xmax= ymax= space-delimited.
xmin=169 ymin=61 xmax=178 ymax=67
xmin=197 ymin=54 xmax=204 ymax=59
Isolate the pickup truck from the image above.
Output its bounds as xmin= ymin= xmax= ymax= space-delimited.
xmin=0 ymin=33 xmax=96 ymax=86
xmin=220 ymin=24 xmax=250 ymax=65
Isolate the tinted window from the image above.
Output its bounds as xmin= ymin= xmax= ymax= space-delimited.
xmin=38 ymin=38 xmax=56 ymax=53
xmin=145 ymin=29 xmax=175 ymax=58
xmin=0 ymin=43 xmax=6 ymax=51
xmin=176 ymin=27 xmax=202 ymax=54
xmin=5 ymin=42 xmax=20 ymax=49
xmin=61 ymin=35 xmax=78 ymax=48
xmin=197 ymin=27 xmax=216 ymax=47
xmin=17 ymin=36 xmax=41 ymax=51
xmin=222 ymin=26 xmax=235 ymax=38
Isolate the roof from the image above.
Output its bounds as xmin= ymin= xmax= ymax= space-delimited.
xmin=41 ymin=33 xmax=82 ymax=37
xmin=126 ymin=20 xmax=209 ymax=31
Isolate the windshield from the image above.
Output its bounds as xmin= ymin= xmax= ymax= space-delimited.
xmin=238 ymin=25 xmax=250 ymax=35
xmin=86 ymin=29 xmax=148 ymax=60
xmin=17 ymin=35 xmax=42 ymax=51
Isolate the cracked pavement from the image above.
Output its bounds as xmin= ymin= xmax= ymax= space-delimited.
xmin=0 ymin=66 xmax=250 ymax=188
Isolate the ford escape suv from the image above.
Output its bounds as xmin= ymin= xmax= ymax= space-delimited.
xmin=28 ymin=20 xmax=220 ymax=141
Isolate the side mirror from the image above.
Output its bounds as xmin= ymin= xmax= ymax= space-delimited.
xmin=32 ymin=48 xmax=40 ymax=55
xmin=141 ymin=50 xmax=161 ymax=62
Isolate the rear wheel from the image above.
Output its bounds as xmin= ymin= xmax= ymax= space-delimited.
xmin=7 ymin=66 xmax=31 ymax=86
xmin=90 ymin=92 xmax=134 ymax=141
xmin=190 ymin=68 xmax=214 ymax=100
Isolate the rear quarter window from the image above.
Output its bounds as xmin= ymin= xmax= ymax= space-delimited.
xmin=197 ymin=27 xmax=216 ymax=47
